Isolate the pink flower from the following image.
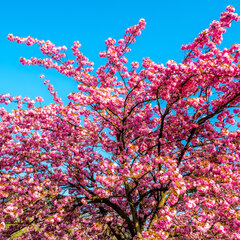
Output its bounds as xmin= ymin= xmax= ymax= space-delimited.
xmin=44 ymin=79 xmax=50 ymax=85
xmin=35 ymin=96 xmax=44 ymax=102
xmin=131 ymin=61 xmax=139 ymax=69
xmin=226 ymin=5 xmax=235 ymax=13
xmin=0 ymin=222 xmax=5 ymax=231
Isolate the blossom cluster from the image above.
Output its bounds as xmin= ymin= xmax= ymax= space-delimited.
xmin=1 ymin=6 xmax=240 ymax=240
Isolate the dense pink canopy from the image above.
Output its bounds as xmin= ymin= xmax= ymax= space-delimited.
xmin=1 ymin=5 xmax=240 ymax=239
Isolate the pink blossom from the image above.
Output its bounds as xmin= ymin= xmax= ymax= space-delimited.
xmin=3 ymin=6 xmax=240 ymax=239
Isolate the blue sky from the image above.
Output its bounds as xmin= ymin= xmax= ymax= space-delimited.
xmin=1 ymin=0 xmax=240 ymax=105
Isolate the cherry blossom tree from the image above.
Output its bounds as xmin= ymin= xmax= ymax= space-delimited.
xmin=1 ymin=5 xmax=240 ymax=239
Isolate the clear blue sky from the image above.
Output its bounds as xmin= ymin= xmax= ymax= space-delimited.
xmin=1 ymin=0 xmax=240 ymax=105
